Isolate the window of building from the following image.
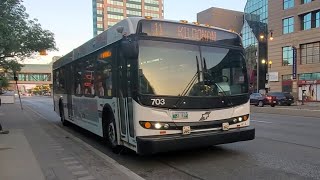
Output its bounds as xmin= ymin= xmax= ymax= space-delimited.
xmin=299 ymin=72 xmax=320 ymax=80
xmin=97 ymin=17 xmax=103 ymax=22
xmin=107 ymin=14 xmax=124 ymax=20
xmin=126 ymin=3 xmax=142 ymax=9
xmin=302 ymin=0 xmax=313 ymax=4
xmin=283 ymin=17 xmax=294 ymax=34
xmin=127 ymin=0 xmax=141 ymax=2
xmin=144 ymin=12 xmax=159 ymax=18
xmin=97 ymin=10 xmax=103 ymax=15
xmin=97 ymin=3 xmax=103 ymax=8
xmin=145 ymin=0 xmax=158 ymax=5
xmin=301 ymin=42 xmax=320 ymax=64
xmin=107 ymin=7 xmax=124 ymax=13
xmin=97 ymin=24 xmax=103 ymax=29
xmin=127 ymin=10 xmax=142 ymax=16
xmin=95 ymin=49 xmax=113 ymax=97
xmin=282 ymin=75 xmax=293 ymax=92
xmin=316 ymin=11 xmax=320 ymax=28
xmin=107 ymin=0 xmax=123 ymax=6
xmin=302 ymin=13 xmax=312 ymax=30
xmin=144 ymin=5 xmax=159 ymax=11
xmin=283 ymin=0 xmax=294 ymax=9
xmin=283 ymin=46 xmax=294 ymax=66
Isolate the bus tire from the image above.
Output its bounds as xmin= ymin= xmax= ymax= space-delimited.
xmin=106 ymin=118 xmax=122 ymax=153
xmin=102 ymin=108 xmax=122 ymax=153
xmin=59 ymin=101 xmax=69 ymax=126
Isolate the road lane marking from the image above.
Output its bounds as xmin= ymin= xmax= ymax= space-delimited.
xmin=78 ymin=175 xmax=96 ymax=180
xmin=24 ymin=103 xmax=145 ymax=180
xmin=64 ymin=161 xmax=80 ymax=165
xmin=61 ymin=157 xmax=75 ymax=161
xmin=68 ymin=165 xmax=84 ymax=170
xmin=251 ymin=120 xmax=273 ymax=124
xmin=72 ymin=170 xmax=90 ymax=176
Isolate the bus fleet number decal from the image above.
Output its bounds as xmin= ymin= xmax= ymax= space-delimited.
xmin=151 ymin=99 xmax=165 ymax=106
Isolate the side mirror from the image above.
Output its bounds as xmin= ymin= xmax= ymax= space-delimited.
xmin=120 ymin=37 xmax=139 ymax=59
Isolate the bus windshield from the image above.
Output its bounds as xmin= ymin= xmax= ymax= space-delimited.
xmin=138 ymin=40 xmax=248 ymax=97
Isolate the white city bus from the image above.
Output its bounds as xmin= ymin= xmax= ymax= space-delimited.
xmin=53 ymin=17 xmax=255 ymax=155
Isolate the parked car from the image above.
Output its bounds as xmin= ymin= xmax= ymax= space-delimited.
xmin=267 ymin=92 xmax=294 ymax=106
xmin=250 ymin=93 xmax=276 ymax=107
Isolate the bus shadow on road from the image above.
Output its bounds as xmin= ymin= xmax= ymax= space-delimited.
xmin=64 ymin=122 xmax=246 ymax=162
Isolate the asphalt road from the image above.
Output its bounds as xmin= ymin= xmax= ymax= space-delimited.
xmin=21 ymin=96 xmax=320 ymax=180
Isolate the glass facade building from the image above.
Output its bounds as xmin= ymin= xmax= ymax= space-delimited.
xmin=241 ymin=0 xmax=268 ymax=92
xmin=92 ymin=0 xmax=164 ymax=36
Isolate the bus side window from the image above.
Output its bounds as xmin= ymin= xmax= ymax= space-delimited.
xmin=74 ymin=61 xmax=83 ymax=95
xmin=96 ymin=49 xmax=113 ymax=97
xmin=83 ymin=57 xmax=95 ymax=96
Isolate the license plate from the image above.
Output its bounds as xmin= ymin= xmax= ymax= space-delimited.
xmin=172 ymin=112 xmax=188 ymax=120
xmin=273 ymin=101 xmax=276 ymax=103
xmin=222 ymin=123 xmax=229 ymax=131
xmin=182 ymin=126 xmax=191 ymax=135
xmin=289 ymin=99 xmax=292 ymax=100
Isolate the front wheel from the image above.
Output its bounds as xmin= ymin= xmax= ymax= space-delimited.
xmin=105 ymin=118 xmax=122 ymax=153
xmin=258 ymin=101 xmax=264 ymax=107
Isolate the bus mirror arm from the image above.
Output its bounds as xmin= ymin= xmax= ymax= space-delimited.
xmin=120 ymin=38 xmax=139 ymax=59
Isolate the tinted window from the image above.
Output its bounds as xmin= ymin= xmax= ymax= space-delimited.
xmin=95 ymin=49 xmax=113 ymax=97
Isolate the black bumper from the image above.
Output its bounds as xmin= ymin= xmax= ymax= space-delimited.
xmin=136 ymin=127 xmax=255 ymax=155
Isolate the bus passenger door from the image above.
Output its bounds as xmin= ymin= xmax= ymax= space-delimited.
xmin=66 ymin=65 xmax=74 ymax=120
xmin=116 ymin=51 xmax=135 ymax=145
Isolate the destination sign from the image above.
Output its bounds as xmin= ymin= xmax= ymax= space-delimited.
xmin=140 ymin=20 xmax=238 ymax=43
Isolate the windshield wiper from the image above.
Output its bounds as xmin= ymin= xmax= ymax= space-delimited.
xmin=173 ymin=56 xmax=200 ymax=108
xmin=203 ymin=58 xmax=233 ymax=106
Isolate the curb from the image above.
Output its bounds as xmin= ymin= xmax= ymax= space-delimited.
xmin=24 ymin=105 xmax=145 ymax=180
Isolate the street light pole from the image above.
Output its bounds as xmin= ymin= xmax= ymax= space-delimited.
xmin=256 ymin=48 xmax=260 ymax=93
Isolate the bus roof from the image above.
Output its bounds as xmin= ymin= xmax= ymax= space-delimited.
xmin=53 ymin=17 xmax=240 ymax=70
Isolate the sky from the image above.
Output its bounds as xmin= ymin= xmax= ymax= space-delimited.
xmin=22 ymin=0 xmax=246 ymax=64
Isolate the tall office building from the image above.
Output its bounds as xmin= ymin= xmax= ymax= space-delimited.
xmin=197 ymin=7 xmax=244 ymax=34
xmin=92 ymin=0 xmax=164 ymax=36
xmin=268 ymin=0 xmax=320 ymax=101
xmin=241 ymin=0 xmax=269 ymax=92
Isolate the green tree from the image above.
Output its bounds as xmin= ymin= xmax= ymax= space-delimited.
xmin=0 ymin=76 xmax=9 ymax=94
xmin=0 ymin=0 xmax=57 ymax=67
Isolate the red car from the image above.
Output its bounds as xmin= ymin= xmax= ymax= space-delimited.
xmin=250 ymin=93 xmax=276 ymax=107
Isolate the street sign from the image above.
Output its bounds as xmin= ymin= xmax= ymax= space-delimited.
xmin=292 ymin=47 xmax=297 ymax=79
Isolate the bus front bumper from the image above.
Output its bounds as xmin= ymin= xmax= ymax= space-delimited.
xmin=136 ymin=127 xmax=255 ymax=155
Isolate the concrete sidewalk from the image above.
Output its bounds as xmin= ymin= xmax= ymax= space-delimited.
xmin=0 ymin=130 xmax=45 ymax=180
xmin=0 ymin=103 xmax=144 ymax=180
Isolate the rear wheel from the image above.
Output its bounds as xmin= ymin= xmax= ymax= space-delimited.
xmin=270 ymin=103 xmax=275 ymax=107
xmin=59 ymin=102 xmax=69 ymax=126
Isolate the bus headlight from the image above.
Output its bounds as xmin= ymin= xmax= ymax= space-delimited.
xmin=154 ymin=123 xmax=162 ymax=129
xmin=232 ymin=115 xmax=249 ymax=123
xmin=238 ymin=117 xmax=243 ymax=122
